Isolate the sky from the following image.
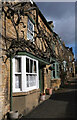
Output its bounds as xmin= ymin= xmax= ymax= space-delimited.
xmin=35 ymin=2 xmax=76 ymax=59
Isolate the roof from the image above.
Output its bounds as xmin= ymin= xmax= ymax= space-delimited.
xmin=33 ymin=2 xmax=54 ymax=33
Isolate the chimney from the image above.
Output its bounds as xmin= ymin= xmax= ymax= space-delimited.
xmin=48 ymin=21 xmax=54 ymax=28
xmin=70 ymin=47 xmax=73 ymax=52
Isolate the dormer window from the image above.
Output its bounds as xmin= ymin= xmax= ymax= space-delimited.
xmin=27 ymin=18 xmax=34 ymax=42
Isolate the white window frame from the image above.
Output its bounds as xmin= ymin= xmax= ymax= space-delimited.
xmin=27 ymin=18 xmax=34 ymax=42
xmin=12 ymin=55 xmax=39 ymax=93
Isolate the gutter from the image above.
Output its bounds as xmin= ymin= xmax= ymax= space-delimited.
xmin=10 ymin=56 xmax=12 ymax=111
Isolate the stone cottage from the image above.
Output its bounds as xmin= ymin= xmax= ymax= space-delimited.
xmin=0 ymin=1 xmax=75 ymax=119
xmin=61 ymin=42 xmax=75 ymax=79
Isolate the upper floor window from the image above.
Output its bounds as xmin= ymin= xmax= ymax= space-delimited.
xmin=27 ymin=18 xmax=34 ymax=42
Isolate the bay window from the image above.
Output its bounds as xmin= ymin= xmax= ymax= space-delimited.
xmin=12 ymin=55 xmax=39 ymax=92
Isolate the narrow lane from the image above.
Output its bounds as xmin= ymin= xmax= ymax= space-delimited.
xmin=21 ymin=77 xmax=77 ymax=119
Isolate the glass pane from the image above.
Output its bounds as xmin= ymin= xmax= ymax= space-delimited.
xmin=53 ymin=64 xmax=55 ymax=78
xmin=26 ymin=74 xmax=29 ymax=87
xmin=15 ymin=58 xmax=21 ymax=72
xmin=30 ymin=60 xmax=33 ymax=73
xmin=53 ymin=71 xmax=55 ymax=78
xmin=27 ymin=30 xmax=33 ymax=40
xmin=28 ymin=19 xmax=33 ymax=32
xmin=34 ymin=61 xmax=36 ymax=73
xmin=56 ymin=64 xmax=58 ymax=71
xmin=33 ymin=75 xmax=36 ymax=86
xmin=53 ymin=64 xmax=55 ymax=69
xmin=27 ymin=18 xmax=33 ymax=41
xmin=15 ymin=75 xmax=21 ymax=89
xmin=26 ymin=74 xmax=36 ymax=87
xmin=26 ymin=58 xmax=29 ymax=73
xmin=58 ymin=71 xmax=59 ymax=77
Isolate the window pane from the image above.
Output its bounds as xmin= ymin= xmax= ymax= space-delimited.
xmin=30 ymin=60 xmax=33 ymax=73
xmin=28 ymin=19 xmax=33 ymax=32
xmin=15 ymin=75 xmax=21 ymax=89
xmin=56 ymin=64 xmax=58 ymax=71
xmin=27 ymin=18 xmax=34 ymax=41
xmin=34 ymin=61 xmax=36 ymax=73
xmin=26 ymin=58 xmax=29 ymax=73
xmin=26 ymin=74 xmax=36 ymax=87
xmin=26 ymin=74 xmax=29 ymax=87
xmin=53 ymin=64 xmax=55 ymax=78
xmin=53 ymin=71 xmax=55 ymax=78
xmin=27 ymin=30 xmax=33 ymax=41
xmin=15 ymin=58 xmax=21 ymax=72
xmin=53 ymin=64 xmax=55 ymax=69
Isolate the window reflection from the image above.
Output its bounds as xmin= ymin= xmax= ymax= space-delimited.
xmin=15 ymin=58 xmax=21 ymax=72
xmin=15 ymin=75 xmax=21 ymax=89
xmin=26 ymin=58 xmax=29 ymax=72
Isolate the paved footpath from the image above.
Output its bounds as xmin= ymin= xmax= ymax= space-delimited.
xmin=21 ymin=77 xmax=77 ymax=119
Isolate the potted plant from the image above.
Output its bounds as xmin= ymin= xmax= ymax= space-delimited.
xmin=8 ymin=111 xmax=18 ymax=120
xmin=40 ymin=92 xmax=45 ymax=101
xmin=46 ymin=88 xmax=52 ymax=95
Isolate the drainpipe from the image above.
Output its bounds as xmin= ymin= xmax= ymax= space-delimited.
xmin=10 ymin=56 xmax=12 ymax=111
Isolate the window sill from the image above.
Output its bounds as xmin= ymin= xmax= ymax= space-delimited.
xmin=12 ymin=89 xmax=40 ymax=97
xmin=51 ymin=78 xmax=61 ymax=80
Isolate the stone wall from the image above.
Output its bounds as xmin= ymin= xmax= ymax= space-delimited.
xmin=0 ymin=56 xmax=10 ymax=119
xmin=43 ymin=65 xmax=52 ymax=92
xmin=50 ymin=79 xmax=61 ymax=90
xmin=0 ymin=6 xmax=10 ymax=119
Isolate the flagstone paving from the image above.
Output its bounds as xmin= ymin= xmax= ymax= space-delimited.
xmin=20 ymin=77 xmax=77 ymax=119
